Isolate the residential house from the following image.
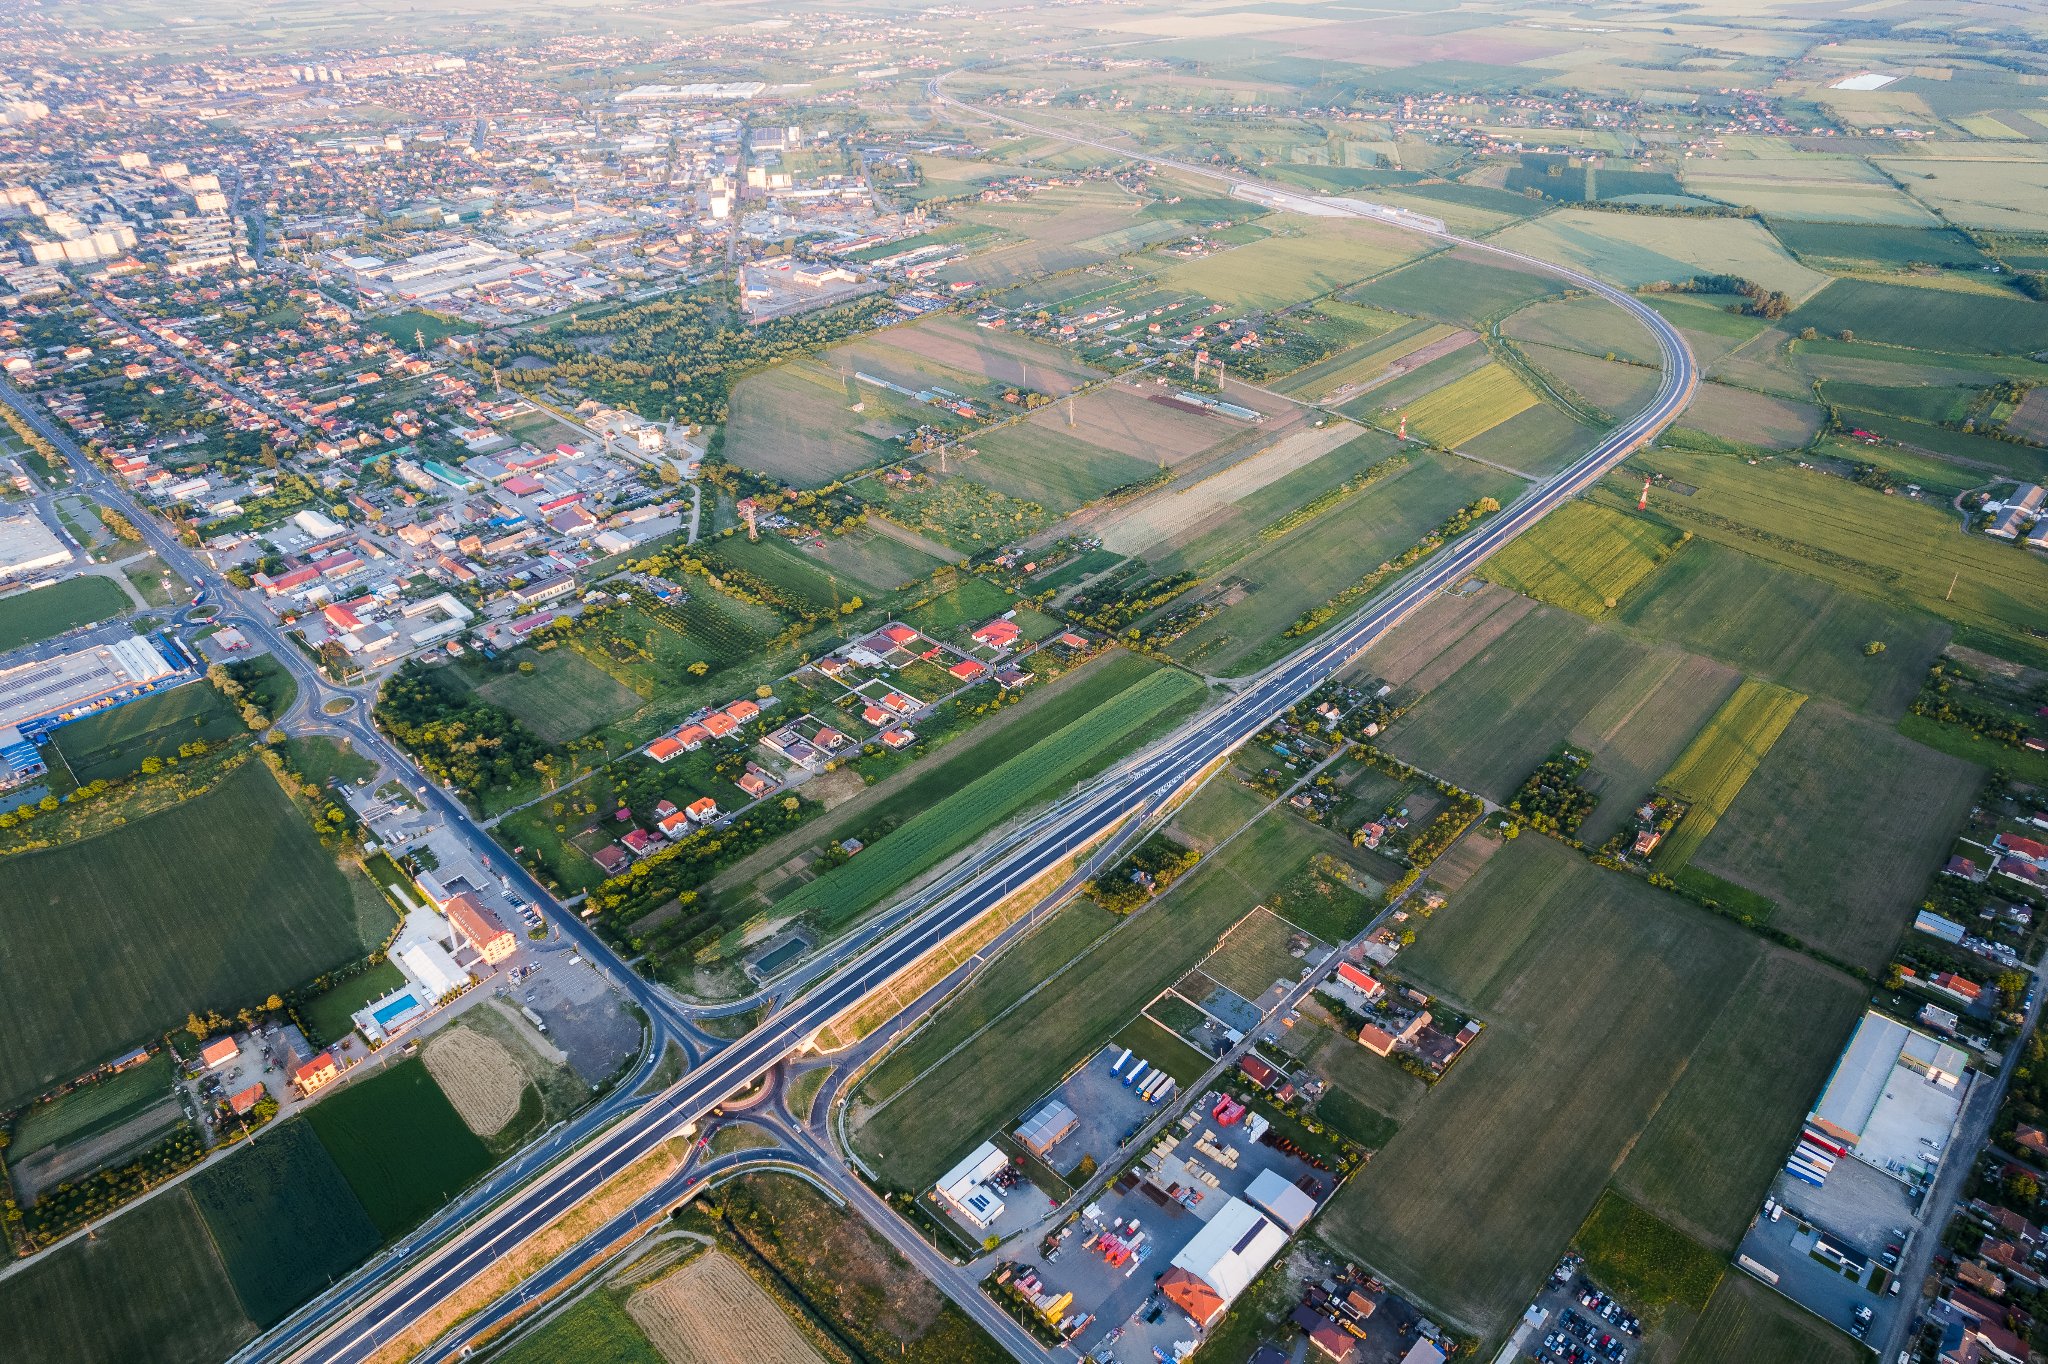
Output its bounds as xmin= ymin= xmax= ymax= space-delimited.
xmin=229 ymin=1082 xmax=267 ymax=1117
xmin=201 ymin=1036 xmax=240 ymax=1070
xmin=971 ymin=618 xmax=1022 ymax=650
xmin=686 ymin=796 xmax=719 ymax=823
xmin=291 ymin=1052 xmax=339 ymax=1096
xmin=592 ymin=843 xmax=629 ymax=875
xmin=622 ymin=827 xmax=662 ymax=858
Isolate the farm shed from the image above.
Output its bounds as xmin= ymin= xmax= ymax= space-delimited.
xmin=1013 ymin=1099 xmax=1079 ymax=1156
xmin=1245 ymin=1167 xmax=1317 ymax=1233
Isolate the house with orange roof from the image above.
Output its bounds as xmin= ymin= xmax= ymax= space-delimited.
xmin=675 ymin=723 xmax=711 ymax=749
xmin=201 ymin=1036 xmax=240 ymax=1070
xmin=645 ymin=735 xmax=685 ymax=763
xmin=701 ymin=711 xmax=738 ymax=738
xmin=291 ymin=1052 xmax=338 ymax=1096
xmin=446 ymin=892 xmax=516 ymax=965
xmin=687 ymin=796 xmax=719 ymax=822
xmin=229 ymin=1082 xmax=267 ymax=1117
xmin=725 ymin=698 xmax=761 ymax=724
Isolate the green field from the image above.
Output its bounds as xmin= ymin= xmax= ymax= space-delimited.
xmin=1320 ymin=839 xmax=1848 ymax=1336
xmin=959 ymin=423 xmax=1155 ymax=514
xmin=1690 ymin=703 xmax=1981 ymax=972
xmin=1613 ymin=949 xmax=1865 ymax=1249
xmin=0 ymin=761 xmax=392 ymax=1107
xmin=190 ymin=1119 xmax=382 ymax=1327
xmin=1493 ymin=211 xmax=1829 ymax=300
xmin=801 ymin=528 xmax=953 ymax=592
xmin=1613 ymin=540 xmax=1949 ymax=717
xmin=1790 ymin=276 xmax=2048 ymax=354
xmin=1155 ymin=219 xmax=1422 ymax=308
xmin=1480 ymin=500 xmax=1684 ymax=617
xmin=0 ymin=576 xmax=128 ymax=652
xmin=280 ymin=735 xmax=376 ymax=791
xmin=1599 ymin=449 xmax=2048 ymax=667
xmin=476 ymin=648 xmax=644 ymax=743
xmin=1571 ymin=1190 xmax=1724 ymax=1318
xmin=787 ymin=667 xmax=1204 ymax=932
xmin=494 ymin=1290 xmax=663 ymax=1364
xmin=51 ymin=679 xmax=243 ymax=782
xmin=10 ymin=1053 xmax=175 ymax=1156
xmin=1654 ymin=678 xmax=1807 ymax=868
xmin=1382 ymin=604 xmax=1741 ymax=834
xmin=363 ymin=309 xmax=477 ymax=347
xmin=1765 ymin=222 xmax=1989 ymax=271
xmin=1401 ymin=362 xmax=1540 ymax=449
xmin=1167 ymin=455 xmax=1522 ymax=673
xmin=303 ymin=1058 xmax=492 ymax=1238
xmin=855 ymin=809 xmax=1345 ymax=1190
xmin=1349 ymin=251 xmax=1563 ymax=324
xmin=0 ymin=1188 xmax=253 ymax=1364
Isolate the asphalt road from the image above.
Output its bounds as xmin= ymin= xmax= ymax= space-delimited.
xmin=1 ymin=84 xmax=1698 ymax=1363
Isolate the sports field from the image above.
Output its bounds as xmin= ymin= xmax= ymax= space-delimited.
xmin=1400 ymin=362 xmax=1540 ymax=448
xmin=0 ymin=575 xmax=127 ymax=652
xmin=1479 ymin=500 xmax=1683 ymax=617
xmin=0 ymin=1187 xmax=253 ymax=1364
xmin=1654 ymin=679 xmax=1807 ymax=869
xmin=0 ymin=761 xmax=392 ymax=1107
xmin=1689 ymin=703 xmax=1981 ymax=972
xmin=1320 ymin=839 xmax=1851 ymax=1337
xmin=853 ymin=810 xmax=1349 ymax=1190
xmin=303 ymin=1057 xmax=492 ymax=1237
xmin=190 ymin=1119 xmax=382 ymax=1327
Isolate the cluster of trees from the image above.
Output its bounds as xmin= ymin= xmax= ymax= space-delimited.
xmin=1066 ymin=567 xmax=1197 ymax=634
xmin=1509 ymin=751 xmax=1600 ymax=837
xmin=476 ymin=289 xmax=889 ymax=425
xmin=374 ymin=663 xmax=554 ymax=798
xmin=206 ymin=662 xmax=279 ymax=732
xmin=18 ymin=1126 xmax=205 ymax=1245
xmin=1912 ymin=663 xmax=2040 ymax=751
xmin=1085 ymin=832 xmax=1201 ymax=913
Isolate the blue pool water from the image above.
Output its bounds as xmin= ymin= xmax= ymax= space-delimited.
xmin=373 ymin=993 xmax=421 ymax=1028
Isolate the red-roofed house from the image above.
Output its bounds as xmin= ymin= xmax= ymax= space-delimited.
xmin=724 ymin=699 xmax=761 ymax=724
xmin=738 ymin=769 xmax=777 ymax=799
xmin=657 ymin=808 xmax=692 ymax=839
xmin=861 ymin=704 xmax=889 ymax=727
xmin=702 ymin=712 xmax=738 ymax=738
xmin=1239 ymin=1054 xmax=1278 ymax=1089
xmin=292 ymin=1052 xmax=338 ymax=1096
xmin=592 ymin=843 xmax=629 ymax=875
xmin=622 ymin=827 xmax=662 ymax=858
xmin=645 ymin=735 xmax=685 ymax=763
xmin=882 ymin=729 xmax=915 ymax=750
xmin=971 ymin=618 xmax=1022 ymax=650
xmin=1933 ymin=973 xmax=1985 ymax=1004
xmin=687 ymin=796 xmax=719 ymax=822
xmin=948 ymin=658 xmax=990 ymax=682
xmin=229 ymin=1082 xmax=267 ymax=1117
xmin=882 ymin=691 xmax=917 ymax=715
xmin=1336 ymin=963 xmax=1385 ymax=1001
xmin=675 ymin=723 xmax=711 ymax=750
xmin=881 ymin=623 xmax=919 ymax=647
xmin=2000 ymin=835 xmax=2048 ymax=867
xmin=201 ymin=1037 xmax=241 ymax=1070
xmin=446 ymin=892 xmax=516 ymax=965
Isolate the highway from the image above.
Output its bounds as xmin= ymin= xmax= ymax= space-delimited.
xmin=3 ymin=75 xmax=1695 ymax=1364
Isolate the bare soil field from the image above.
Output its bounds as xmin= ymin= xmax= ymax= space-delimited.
xmin=1681 ymin=383 xmax=1824 ymax=449
xmin=2007 ymin=388 xmax=2048 ymax=444
xmin=628 ymin=1251 xmax=824 ymax=1364
xmin=1099 ymin=420 xmax=1356 ymax=555
xmin=423 ymin=1027 xmax=530 ymax=1138
xmin=889 ymin=316 xmax=1100 ymax=395
xmin=1354 ymin=582 xmax=1533 ymax=690
xmin=1051 ymin=382 xmax=1243 ymax=462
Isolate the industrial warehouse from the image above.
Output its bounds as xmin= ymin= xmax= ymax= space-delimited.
xmin=0 ymin=511 xmax=73 ymax=580
xmin=0 ymin=635 xmax=188 ymax=789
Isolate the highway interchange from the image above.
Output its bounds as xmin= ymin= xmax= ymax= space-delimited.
xmin=1 ymin=75 xmax=1700 ymax=1364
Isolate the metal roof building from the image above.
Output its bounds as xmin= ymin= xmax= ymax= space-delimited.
xmin=1161 ymin=1196 xmax=1288 ymax=1328
xmin=0 ymin=636 xmax=182 ymax=738
xmin=1013 ymin=1098 xmax=1079 ymax=1157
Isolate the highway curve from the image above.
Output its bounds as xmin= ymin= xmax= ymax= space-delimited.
xmin=255 ymin=79 xmax=1698 ymax=1364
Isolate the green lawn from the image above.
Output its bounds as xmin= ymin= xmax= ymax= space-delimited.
xmin=1571 ymin=1190 xmax=1725 ymax=1317
xmin=299 ymin=961 xmax=407 ymax=1046
xmin=0 ymin=761 xmax=393 ymax=1107
xmin=282 ymin=735 xmax=375 ymax=790
xmin=494 ymin=1291 xmax=662 ymax=1364
xmin=0 ymin=576 xmax=128 ymax=652
xmin=1320 ymin=839 xmax=1855 ymax=1337
xmin=303 ymin=1058 xmax=492 ymax=1238
xmin=0 ymin=1187 xmax=253 ymax=1364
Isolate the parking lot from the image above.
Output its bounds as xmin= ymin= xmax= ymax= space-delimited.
xmin=1735 ymin=1181 xmax=1905 ymax=1349
xmin=1517 ymin=1257 xmax=1642 ymax=1364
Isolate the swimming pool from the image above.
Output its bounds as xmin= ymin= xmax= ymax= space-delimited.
xmin=372 ymin=993 xmax=421 ymax=1029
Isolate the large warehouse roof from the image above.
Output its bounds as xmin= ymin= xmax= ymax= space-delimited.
xmin=0 ymin=636 xmax=180 ymax=734
xmin=1165 ymin=1196 xmax=1288 ymax=1326
xmin=0 ymin=514 xmax=72 ymax=578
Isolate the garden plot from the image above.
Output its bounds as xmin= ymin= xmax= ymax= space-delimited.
xmin=629 ymin=1252 xmax=824 ymax=1364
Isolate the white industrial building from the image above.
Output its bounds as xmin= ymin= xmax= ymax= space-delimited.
xmin=1244 ymin=1168 xmax=1317 ymax=1233
xmin=1159 ymin=1196 xmax=1289 ymax=1328
xmin=0 ymin=512 xmax=73 ymax=579
xmin=1804 ymin=1010 xmax=1970 ymax=1188
xmin=0 ymin=636 xmax=182 ymax=738
xmin=934 ymin=1141 xmax=1010 ymax=1229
